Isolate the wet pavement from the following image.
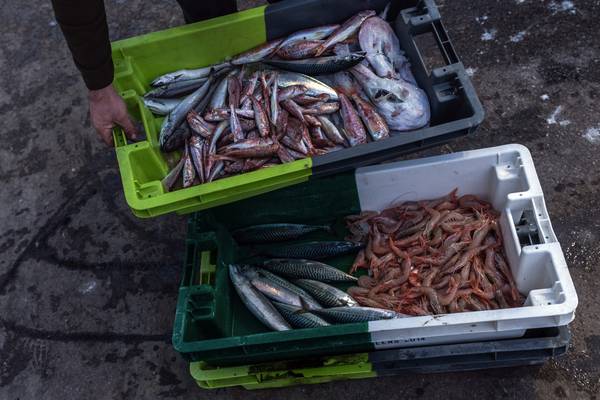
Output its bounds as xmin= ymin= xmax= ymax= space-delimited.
xmin=0 ymin=0 xmax=598 ymax=399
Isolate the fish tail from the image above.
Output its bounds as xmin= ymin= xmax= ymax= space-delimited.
xmin=321 ymin=224 xmax=335 ymax=234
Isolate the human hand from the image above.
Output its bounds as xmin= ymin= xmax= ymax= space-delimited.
xmin=88 ymin=84 xmax=140 ymax=146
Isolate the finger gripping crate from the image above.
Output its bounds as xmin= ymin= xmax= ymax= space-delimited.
xmin=111 ymin=0 xmax=483 ymax=217
xmin=172 ymin=144 xmax=577 ymax=366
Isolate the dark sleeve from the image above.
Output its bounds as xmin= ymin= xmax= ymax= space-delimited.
xmin=51 ymin=0 xmax=114 ymax=90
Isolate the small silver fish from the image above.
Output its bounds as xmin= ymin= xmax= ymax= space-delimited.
xmin=278 ymin=24 xmax=340 ymax=48
xmin=310 ymin=306 xmax=397 ymax=323
xmin=188 ymin=136 xmax=205 ymax=184
xmin=240 ymin=71 xmax=260 ymax=105
xmin=161 ymin=156 xmax=185 ymax=192
xmin=145 ymin=77 xmax=208 ymax=98
xmin=315 ymin=10 xmax=376 ymax=56
xmin=255 ymin=269 xmax=322 ymax=310
xmin=263 ymin=259 xmax=357 ymax=282
xmin=208 ymin=72 xmax=235 ymax=111
xmin=143 ymin=97 xmax=182 ymax=116
xmin=252 ymin=96 xmax=271 ymax=138
xmin=244 ymin=266 xmax=304 ymax=307
xmin=182 ymin=142 xmax=196 ymax=188
xmin=159 ymin=76 xmax=214 ymax=151
xmin=277 ymin=40 xmax=324 ymax=60
xmin=232 ymin=223 xmax=332 ymax=244
xmin=261 ymin=240 xmax=364 ymax=260
xmin=150 ymin=63 xmax=229 ymax=87
xmin=273 ymin=302 xmax=330 ymax=328
xmin=281 ymin=134 xmax=308 ymax=155
xmin=280 ymin=99 xmax=306 ymax=124
xmin=318 ymin=115 xmax=347 ymax=146
xmin=230 ymin=39 xmax=284 ymax=65
xmin=303 ymin=102 xmax=341 ymax=115
xmin=264 ymin=53 xmax=365 ymax=75
xmin=278 ymin=85 xmax=308 ymax=101
xmin=187 ymin=110 xmax=215 ymax=138
xmin=270 ymin=72 xmax=279 ymax=125
xmin=229 ymin=265 xmax=291 ymax=331
xmin=162 ymin=121 xmax=191 ymax=153
xmin=203 ymin=108 xmax=255 ymax=122
xmin=278 ymin=72 xmax=339 ymax=101
xmin=294 ymin=279 xmax=358 ymax=308
xmin=219 ymin=138 xmax=279 ymax=158
xmin=207 ymin=160 xmax=224 ymax=183
xmin=207 ymin=120 xmax=230 ymax=176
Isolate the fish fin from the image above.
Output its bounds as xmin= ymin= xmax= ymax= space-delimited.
xmin=379 ymin=2 xmax=391 ymax=20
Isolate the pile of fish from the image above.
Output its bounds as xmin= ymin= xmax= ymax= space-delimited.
xmin=345 ymin=190 xmax=525 ymax=315
xmin=227 ymin=223 xmax=400 ymax=331
xmin=145 ymin=9 xmax=430 ymax=191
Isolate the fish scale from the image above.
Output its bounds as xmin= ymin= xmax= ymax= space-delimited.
xmin=232 ymin=223 xmax=331 ymax=244
xmin=262 ymin=241 xmax=364 ymax=260
xmin=264 ymin=53 xmax=365 ymax=75
xmin=273 ymin=302 xmax=330 ymax=328
xmin=255 ymin=269 xmax=322 ymax=309
xmin=262 ymin=259 xmax=357 ymax=282
xmin=310 ymin=306 xmax=398 ymax=323
xmin=243 ymin=267 xmax=304 ymax=307
xmin=228 ymin=265 xmax=291 ymax=331
xmin=294 ymin=279 xmax=358 ymax=308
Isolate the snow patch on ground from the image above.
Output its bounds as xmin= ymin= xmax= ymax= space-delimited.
xmin=510 ymin=31 xmax=527 ymax=42
xmin=549 ymin=0 xmax=576 ymax=14
xmin=465 ymin=67 xmax=477 ymax=77
xmin=481 ymin=28 xmax=497 ymax=41
xmin=546 ymin=105 xmax=571 ymax=126
xmin=79 ymin=280 xmax=98 ymax=294
xmin=583 ymin=126 xmax=600 ymax=144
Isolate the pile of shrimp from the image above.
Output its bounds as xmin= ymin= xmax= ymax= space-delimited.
xmin=345 ymin=189 xmax=524 ymax=316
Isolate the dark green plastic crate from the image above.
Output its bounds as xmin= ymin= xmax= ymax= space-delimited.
xmin=171 ymin=172 xmax=382 ymax=365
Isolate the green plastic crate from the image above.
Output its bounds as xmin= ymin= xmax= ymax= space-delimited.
xmin=110 ymin=0 xmax=483 ymax=218
xmin=172 ymin=172 xmax=375 ymax=366
xmin=111 ymin=6 xmax=313 ymax=218
xmin=191 ymin=354 xmax=375 ymax=390
xmin=188 ymin=327 xmax=569 ymax=390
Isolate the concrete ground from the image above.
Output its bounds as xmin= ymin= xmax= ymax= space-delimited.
xmin=1 ymin=0 xmax=598 ymax=398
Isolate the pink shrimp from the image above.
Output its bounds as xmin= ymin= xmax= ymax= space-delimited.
xmin=350 ymin=249 xmax=367 ymax=274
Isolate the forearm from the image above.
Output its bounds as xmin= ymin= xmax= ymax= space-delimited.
xmin=51 ymin=0 xmax=114 ymax=90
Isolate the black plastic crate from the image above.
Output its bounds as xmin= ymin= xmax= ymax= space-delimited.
xmin=266 ymin=0 xmax=484 ymax=177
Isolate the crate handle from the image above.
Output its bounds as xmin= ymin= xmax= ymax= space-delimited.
xmin=194 ymin=231 xmax=220 ymax=253
xmin=396 ymin=0 xmax=459 ymax=69
xmin=113 ymin=126 xmax=128 ymax=148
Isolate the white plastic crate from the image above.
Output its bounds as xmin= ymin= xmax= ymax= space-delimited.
xmin=354 ymin=144 xmax=577 ymax=348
